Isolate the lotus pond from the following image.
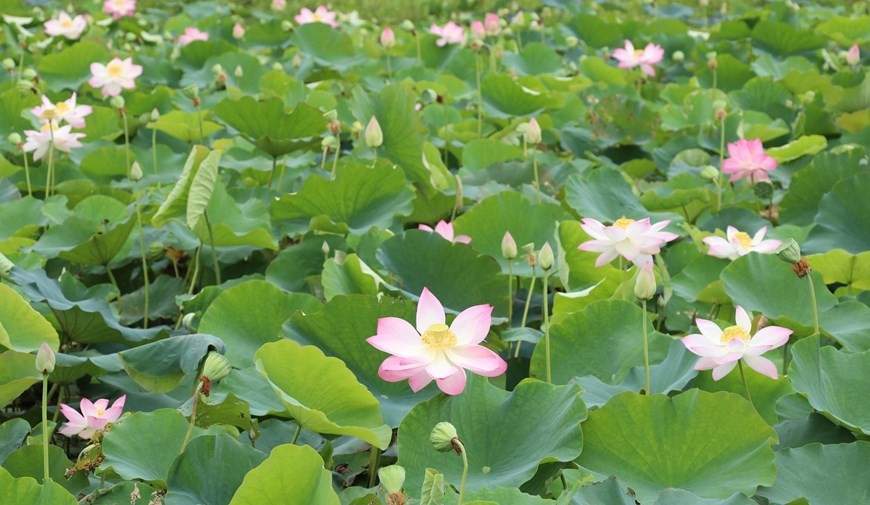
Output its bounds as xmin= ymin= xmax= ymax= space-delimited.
xmin=0 ymin=0 xmax=869 ymax=504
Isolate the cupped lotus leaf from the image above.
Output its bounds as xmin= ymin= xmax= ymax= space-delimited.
xmin=147 ymin=110 xmax=223 ymax=143
xmin=271 ymin=161 xmax=415 ymax=237
xmin=720 ymin=254 xmax=837 ymax=329
xmin=291 ymin=22 xmax=364 ymax=70
xmin=152 ymin=146 xmax=220 ymax=229
xmin=788 ymin=336 xmax=870 ymax=435
xmin=778 ymin=149 xmax=866 ymax=226
xmin=166 ymin=434 xmax=267 ymax=505
xmin=453 ymin=192 xmax=570 ymax=276
xmin=765 ymin=135 xmax=827 ymax=163
xmin=213 ymin=96 xmax=325 ymax=158
xmin=757 ymin=442 xmax=870 ymax=505
xmin=321 ymin=253 xmax=382 ymax=300
xmin=191 ymin=183 xmax=278 ymax=250
xmin=228 ymin=444 xmax=339 ymax=505
xmin=38 ymin=41 xmax=109 ymax=91
xmin=265 ymin=235 xmax=347 ymax=293
xmin=284 ymin=294 xmax=432 ymax=427
xmin=564 ymin=167 xmax=679 ymax=224
xmin=803 ymin=173 xmax=870 ymax=254
xmin=0 ymin=467 xmax=76 ymax=505
xmin=0 ymin=351 xmax=41 ymax=409
xmin=580 ymin=390 xmax=778 ymax=503
xmin=198 ymin=280 xmax=319 ymax=366
xmin=185 ymin=148 xmax=222 ymax=231
xmin=818 ymin=300 xmax=870 ymax=352
xmin=807 ymin=249 xmax=870 ymax=296
xmin=254 ymin=340 xmax=392 ymax=449
xmin=398 ymin=376 xmax=586 ymax=493
xmin=531 ymin=300 xmax=672 ymax=386
xmin=0 ymin=419 xmax=29 ymax=466
xmin=2 ymin=444 xmax=88 ymax=494
xmin=482 ymin=73 xmax=550 ymax=118
xmin=101 ymin=409 xmax=208 ymax=487
xmin=461 ymin=139 xmax=525 ymax=172
xmin=0 ymin=283 xmax=58 ymax=353
xmin=751 ymin=20 xmax=826 ymax=56
xmin=118 ymin=334 xmax=225 ymax=393
xmin=376 ymin=230 xmax=509 ymax=317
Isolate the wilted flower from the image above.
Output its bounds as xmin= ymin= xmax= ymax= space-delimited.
xmin=103 ymin=0 xmax=136 ymax=20
xmin=484 ymin=13 xmax=501 ymax=36
xmin=430 ymin=21 xmax=466 ymax=46
xmin=89 ymin=57 xmax=143 ymax=97
xmin=612 ymin=40 xmax=665 ymax=77
xmin=418 ymin=220 xmax=471 ymax=244
xmin=722 ymin=138 xmax=777 ymax=183
xmin=367 ymin=288 xmax=507 ymax=395
xmin=178 ymin=27 xmax=209 ymax=46
xmin=703 ymin=226 xmax=781 ymax=260
xmin=681 ymin=306 xmax=791 ymax=380
xmin=578 ymin=217 xmax=678 ymax=267
xmin=44 ymin=12 xmax=87 ymax=40
xmin=846 ymin=44 xmax=860 ymax=66
xmin=294 ymin=6 xmax=339 ymax=28
xmin=59 ymin=395 xmax=127 ymax=439
xmin=31 ymin=93 xmax=92 ymax=129
xmin=232 ymin=22 xmax=245 ymax=39
xmin=23 ymin=123 xmax=85 ymax=161
xmin=380 ymin=27 xmax=396 ymax=48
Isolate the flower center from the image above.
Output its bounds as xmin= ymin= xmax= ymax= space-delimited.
xmin=614 ymin=218 xmax=635 ymax=229
xmin=634 ymin=49 xmax=644 ymax=58
xmin=734 ymin=232 xmax=752 ymax=250
xmin=61 ymin=19 xmax=73 ymax=28
xmin=55 ymin=102 xmax=70 ymax=114
xmin=720 ymin=325 xmax=750 ymax=343
xmin=96 ymin=408 xmax=105 ymax=417
xmin=312 ymin=13 xmax=322 ymax=21
xmin=421 ymin=323 xmax=457 ymax=351
xmin=107 ymin=63 xmax=124 ymax=77
xmin=40 ymin=122 xmax=59 ymax=133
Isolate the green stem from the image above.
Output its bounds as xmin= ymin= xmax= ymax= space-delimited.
xmin=415 ymin=32 xmax=422 ymax=66
xmin=135 ymin=193 xmax=150 ymax=329
xmin=543 ymin=271 xmax=551 ymax=384
xmin=807 ymin=273 xmax=820 ymax=337
xmin=367 ymin=446 xmax=380 ymax=488
xmin=712 ymin=67 xmax=717 ymax=90
xmin=717 ymin=117 xmax=725 ymax=213
xmin=532 ymin=153 xmax=541 ymax=204
xmin=642 ymin=299 xmax=651 ymax=395
xmin=321 ymin=147 xmax=328 ymax=173
xmin=45 ymin=121 xmax=55 ymax=198
xmin=737 ymin=360 xmax=753 ymax=405
xmin=515 ymin=268 xmax=537 ymax=358
xmin=187 ymin=246 xmax=202 ymax=296
xmin=290 ymin=424 xmax=302 ymax=445
xmin=277 ymin=156 xmax=288 ymax=190
xmin=51 ymin=386 xmax=64 ymax=425
xmin=180 ymin=383 xmax=201 ymax=454
xmin=331 ymin=148 xmax=340 ymax=178
xmin=455 ymin=439 xmax=469 ymax=505
xmin=41 ymin=374 xmax=49 ymax=482
xmin=105 ymin=266 xmax=123 ymax=314
xmin=475 ymin=52 xmax=483 ymax=138
xmin=371 ymin=149 xmax=378 ymax=169
xmin=196 ymin=105 xmax=204 ymax=144
xmin=269 ymin=156 xmax=277 ymax=188
xmin=152 ymin=125 xmax=158 ymax=176
xmin=23 ymin=150 xmax=31 ymax=197
xmin=204 ymin=212 xmax=221 ymax=285
xmin=507 ymin=262 xmax=513 ymax=325
xmin=386 ymin=53 xmax=392 ymax=80
xmin=122 ymin=111 xmax=131 ymax=178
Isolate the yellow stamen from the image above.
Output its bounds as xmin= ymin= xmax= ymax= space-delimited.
xmin=96 ymin=408 xmax=105 ymax=416
xmin=421 ymin=323 xmax=457 ymax=351
xmin=720 ymin=325 xmax=750 ymax=343
xmin=734 ymin=231 xmax=752 ymax=250
xmin=107 ymin=63 xmax=124 ymax=77
xmin=614 ymin=218 xmax=635 ymax=229
xmin=55 ymin=102 xmax=70 ymax=114
xmin=61 ymin=19 xmax=73 ymax=28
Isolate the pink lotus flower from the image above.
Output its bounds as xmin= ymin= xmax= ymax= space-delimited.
xmin=578 ymin=217 xmax=678 ymax=267
xmin=31 ymin=93 xmax=92 ymax=129
xmin=23 ymin=123 xmax=85 ymax=161
xmin=44 ymin=12 xmax=87 ymax=40
xmin=612 ymin=40 xmax=665 ymax=77
xmin=681 ymin=306 xmax=791 ymax=380
xmin=89 ymin=57 xmax=143 ymax=97
xmin=484 ymin=13 xmax=501 ymax=36
xmin=380 ymin=27 xmax=395 ymax=48
xmin=419 ymin=220 xmax=471 ymax=244
xmin=59 ymin=395 xmax=126 ymax=439
xmin=367 ymin=288 xmax=507 ymax=395
xmin=272 ymin=0 xmax=287 ymax=11
xmin=470 ymin=21 xmax=485 ymax=41
xmin=430 ymin=21 xmax=466 ymax=47
xmin=294 ymin=6 xmax=338 ymax=28
xmin=846 ymin=44 xmax=860 ymax=66
xmin=722 ymin=138 xmax=777 ymax=183
xmin=103 ymin=0 xmax=136 ymax=20
xmin=703 ymin=226 xmax=781 ymax=260
xmin=232 ymin=23 xmax=245 ymax=40
xmin=178 ymin=27 xmax=209 ymax=46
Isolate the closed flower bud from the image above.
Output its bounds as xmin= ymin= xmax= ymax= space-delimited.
xmin=501 ymin=231 xmax=517 ymax=259
xmin=35 ymin=342 xmax=55 ymax=374
xmin=8 ymin=132 xmax=22 ymax=145
xmin=365 ymin=116 xmax=383 ymax=148
xmin=182 ymin=84 xmax=199 ymax=100
xmin=672 ymin=50 xmax=685 ymax=62
xmin=565 ymin=36 xmax=579 ymax=48
xmin=430 ymin=422 xmax=459 ymax=452
xmin=110 ymin=95 xmax=125 ymax=110
xmin=380 ymin=27 xmax=396 ymax=48
xmin=634 ymin=261 xmax=656 ymax=300
xmin=775 ymin=239 xmax=802 ymax=265
xmin=754 ymin=179 xmax=774 ymax=199
xmin=538 ymin=242 xmax=554 ymax=270
xmin=201 ymin=351 xmax=231 ymax=381
xmin=378 ymin=465 xmax=406 ymax=493
xmin=524 ymin=118 xmax=542 ymax=145
xmin=130 ymin=161 xmax=143 ymax=181
xmin=272 ymin=62 xmax=283 ymax=71
xmin=232 ymin=23 xmax=245 ymax=40
xmin=151 ymin=108 xmax=160 ymax=121
xmin=2 ymin=58 xmax=14 ymax=70
xmin=700 ymin=165 xmax=720 ymax=180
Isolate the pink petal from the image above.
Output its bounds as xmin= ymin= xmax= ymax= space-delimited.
xmin=425 ymin=353 xmax=458 ymax=380
xmin=447 ymin=345 xmax=507 ymax=376
xmin=60 ymin=404 xmax=85 ymax=424
xmin=367 ymin=318 xmax=424 ymax=357
xmin=693 ymin=356 xmax=719 ymax=371
xmin=753 ymin=239 xmax=781 ymax=253
xmin=80 ymin=398 xmax=97 ymax=418
xmin=418 ymin=224 xmax=433 ymax=232
xmin=433 ymin=221 xmax=454 ymax=241
xmin=735 ymin=306 xmax=752 ymax=333
xmin=407 ymin=371 xmax=434 ymax=392
xmin=751 ymin=226 xmax=768 ymax=242
xmin=577 ymin=239 xmax=613 ymax=253
xmin=378 ymin=356 xmax=428 ymax=381
xmin=594 ymin=248 xmax=620 ymax=267
xmin=695 ymin=318 xmax=723 ymax=341
xmin=681 ymin=334 xmax=726 ymax=357
xmin=743 ymin=355 xmax=778 ymax=380
xmin=749 ymin=326 xmax=792 ymax=349
xmin=454 ymin=235 xmax=472 ymax=244
xmin=711 ymin=361 xmax=738 ymax=380
xmin=449 ymin=304 xmax=492 ymax=345
xmin=416 ymin=287 xmax=445 ymax=333
xmin=435 ymin=368 xmax=467 ymax=395
xmin=580 ymin=218 xmax=609 ymax=240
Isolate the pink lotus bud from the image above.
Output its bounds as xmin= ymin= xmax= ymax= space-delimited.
xmin=380 ymin=27 xmax=396 ymax=48
xmin=471 ymin=21 xmax=485 ymax=41
xmin=232 ymin=23 xmax=245 ymax=40
xmin=484 ymin=13 xmax=501 ymax=36
xmin=846 ymin=44 xmax=860 ymax=66
xmin=35 ymin=342 xmax=55 ymax=374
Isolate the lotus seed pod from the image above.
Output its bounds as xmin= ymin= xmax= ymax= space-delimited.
xmin=110 ymin=95 xmax=125 ymax=109
xmin=378 ymin=465 xmax=406 ymax=493
xmin=201 ymin=351 xmax=231 ymax=381
xmin=775 ymin=239 xmax=802 ymax=265
xmin=429 ymin=422 xmax=459 ymax=452
xmin=754 ymin=180 xmax=774 ymax=200
xmin=8 ymin=132 xmax=22 ymax=145
xmin=700 ymin=165 xmax=720 ymax=180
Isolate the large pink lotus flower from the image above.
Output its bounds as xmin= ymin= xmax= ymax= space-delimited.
xmin=89 ymin=57 xmax=143 ymax=97
xmin=578 ymin=217 xmax=678 ymax=267
xmin=31 ymin=93 xmax=92 ymax=129
xmin=23 ymin=123 xmax=85 ymax=161
xmin=103 ymin=0 xmax=136 ymax=20
xmin=178 ymin=27 xmax=209 ymax=46
xmin=294 ymin=6 xmax=339 ymax=28
xmin=722 ymin=138 xmax=777 ymax=183
xmin=419 ymin=220 xmax=471 ymax=244
xmin=367 ymin=288 xmax=507 ymax=395
xmin=59 ymin=395 xmax=126 ymax=439
xmin=612 ymin=40 xmax=665 ymax=77
xmin=681 ymin=306 xmax=791 ymax=380
xmin=430 ymin=21 xmax=466 ymax=46
xmin=44 ymin=12 xmax=87 ymax=40
xmin=703 ymin=226 xmax=781 ymax=260
xmin=484 ymin=13 xmax=501 ymax=36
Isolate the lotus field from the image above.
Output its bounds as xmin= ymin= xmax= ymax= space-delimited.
xmin=1 ymin=0 xmax=869 ymax=503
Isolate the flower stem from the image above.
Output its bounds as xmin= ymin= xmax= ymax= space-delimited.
xmin=475 ymin=52 xmax=483 ymax=138
xmin=543 ymin=271 xmax=551 ymax=384
xmin=41 ymin=373 xmax=49 ymax=482
xmin=455 ymin=439 xmax=469 ymax=505
xmin=135 ymin=192 xmax=150 ymax=329
xmin=515 ymin=268 xmax=537 ymax=358
xmin=180 ymin=382 xmax=202 ymax=454
xmin=807 ymin=273 xmax=820 ymax=337
xmin=290 ymin=424 xmax=301 ymax=445
xmin=738 ymin=360 xmax=753 ymax=405
xmin=122 ymin=110 xmax=131 ymax=178
xmin=532 ymin=153 xmax=541 ymax=204
xmin=106 ymin=265 xmax=123 ymax=314
xmin=203 ymin=212 xmax=221 ymax=285
xmin=717 ymin=116 xmax=725 ymax=213
xmin=187 ymin=246 xmax=202 ymax=296
xmin=507 ymin=262 xmax=514 ymax=325
xmin=641 ymin=299 xmax=651 ymax=395
xmin=45 ymin=120 xmax=55 ymax=198
xmin=151 ymin=125 xmax=158 ymax=176
xmin=23 ymin=150 xmax=31 ymax=197
xmin=269 ymin=156 xmax=277 ymax=188
xmin=367 ymin=446 xmax=380 ymax=488
xmin=331 ymin=146 xmax=340 ymax=178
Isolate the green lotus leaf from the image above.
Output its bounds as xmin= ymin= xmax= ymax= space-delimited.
xmin=751 ymin=20 xmax=826 ymax=56
xmin=1 ymin=444 xmax=88 ymax=495
xmin=118 ymin=334 xmax=224 ymax=393
xmin=0 ymin=419 xmax=29 ymax=466
xmin=564 ymin=167 xmax=679 ymax=224
xmin=291 ymin=22 xmax=364 ymax=70
xmin=229 ymin=444 xmax=339 ymax=505
xmin=321 ymin=253 xmax=381 ymax=300
xmin=0 ymin=466 xmax=76 ymax=505
xmin=461 ymin=139 xmax=525 ymax=172
xmin=778 ymin=149 xmax=866 ymax=226
xmin=38 ymin=41 xmax=109 ymax=91
xmin=803 ymin=173 xmax=870 ymax=254
xmin=766 ymin=135 xmax=827 ymax=163
xmin=0 ymin=351 xmax=40 ymax=409
xmin=147 ymin=110 xmax=223 ymax=143
xmin=482 ymin=73 xmax=550 ymax=118
xmin=213 ymin=96 xmax=325 ymax=158
xmin=502 ymin=42 xmax=564 ymax=75
xmin=0 ymin=282 xmax=58 ymax=353
xmin=152 ymin=146 xmax=218 ymax=229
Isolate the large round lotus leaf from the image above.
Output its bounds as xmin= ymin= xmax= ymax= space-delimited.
xmin=229 ymin=444 xmax=339 ymax=505
xmin=654 ymin=490 xmax=756 ymax=505
xmin=694 ymin=362 xmax=794 ymax=425
xmin=37 ymin=41 xmax=109 ymax=91
xmin=481 ymin=73 xmax=550 ymax=118
xmin=291 ymin=22 xmax=364 ymax=70
xmin=757 ymin=442 xmax=870 ymax=504
xmin=788 ymin=336 xmax=870 ymax=435
xmin=166 ymin=434 xmax=267 ymax=505
xmin=530 ymin=300 xmax=672 ymax=386
xmin=579 ymin=390 xmax=778 ymax=503
xmin=0 ymin=419 xmax=29 ymax=465
xmin=0 ymin=283 xmax=59 ymax=353
xmin=101 ymin=409 xmax=208 ymax=487
xmin=398 ymin=376 xmax=586 ymax=493
xmin=720 ymin=254 xmax=837 ymax=329
xmin=807 ymin=249 xmax=870 ymax=297
xmin=254 ymin=340 xmax=391 ymax=449
xmin=198 ymin=280 xmax=320 ymax=366
xmin=778 ymin=149 xmax=866 ymax=226
xmin=118 ymin=333 xmax=225 ymax=393
xmin=284 ymin=294 xmax=435 ymax=427
xmin=376 ymin=230 xmax=508 ymax=317
xmin=0 ymin=467 xmax=76 ymax=505
xmin=0 ymin=351 xmax=41 ymax=409
xmin=1 ymin=444 xmax=88 ymax=494
xmin=213 ymin=97 xmax=325 ymax=158
xmin=564 ymin=167 xmax=679 ymax=224
xmin=751 ymin=20 xmax=826 ymax=55
xmin=803 ymin=173 xmax=870 ymax=254
xmin=271 ymin=161 xmax=415 ymax=237
xmin=466 ymin=486 xmax=550 ymax=504
xmin=452 ymin=192 xmax=570 ymax=276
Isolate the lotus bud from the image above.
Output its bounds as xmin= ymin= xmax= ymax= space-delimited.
xmin=272 ymin=62 xmax=283 ymax=71
xmin=775 ymin=239 xmax=802 ymax=265
xmin=378 ymin=465 xmax=406 ymax=494
xmin=150 ymin=108 xmax=160 ymax=121
xmin=281 ymin=20 xmax=293 ymax=31
xmin=22 ymin=68 xmax=37 ymax=80
xmin=672 ymin=50 xmax=684 ymax=62
xmin=501 ymin=231 xmax=517 ymax=259
xmin=846 ymin=44 xmax=860 ymax=66
xmin=322 ymin=135 xmax=339 ymax=151
xmin=321 ymin=241 xmax=330 ymax=256
xmin=292 ymin=53 xmax=302 ymax=68
xmin=231 ymin=66 xmax=242 ymax=79
xmin=429 ymin=422 xmax=459 ymax=452
xmin=754 ymin=179 xmax=774 ymax=199
xmin=8 ymin=132 xmax=22 ymax=145
xmin=35 ymin=342 xmax=55 ymax=375
xmin=182 ymin=83 xmax=199 ymax=100
xmin=365 ymin=116 xmax=383 ymax=148
xmin=125 ymin=32 xmax=136 ymax=42
xmin=524 ymin=118 xmax=542 ymax=145
xmin=538 ymin=242 xmax=554 ymax=270
xmin=211 ymin=63 xmax=224 ymax=76
xmin=110 ymin=95 xmax=125 ymax=110
xmin=634 ymin=260 xmax=656 ymax=300
xmin=130 ymin=161 xmax=143 ymax=181
xmin=399 ymin=20 xmax=415 ymax=32
xmin=699 ymin=0 xmax=709 ymax=6
xmin=380 ymin=27 xmax=396 ymax=48
xmin=232 ymin=23 xmax=245 ymax=40
xmin=565 ymin=36 xmax=579 ymax=48
xmin=201 ymin=351 xmax=231 ymax=381
xmin=700 ymin=165 xmax=720 ymax=180
xmin=2 ymin=58 xmax=14 ymax=71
